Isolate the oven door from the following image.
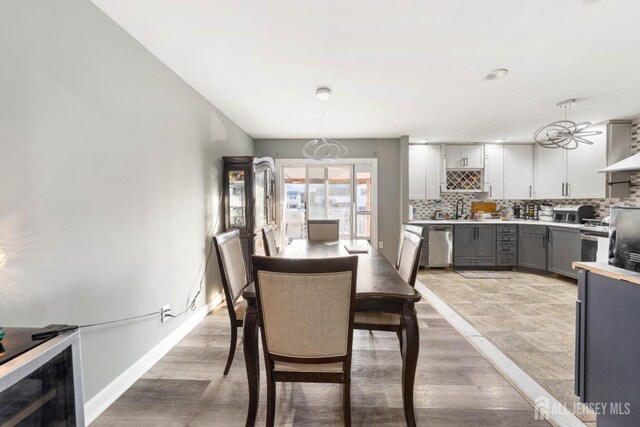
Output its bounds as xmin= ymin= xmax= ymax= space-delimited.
xmin=580 ymin=233 xmax=599 ymax=262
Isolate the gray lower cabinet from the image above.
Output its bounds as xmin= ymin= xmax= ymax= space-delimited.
xmin=517 ymin=224 xmax=547 ymax=270
xmin=454 ymin=225 xmax=496 ymax=266
xmin=576 ymin=270 xmax=640 ymax=426
xmin=548 ymin=227 xmax=581 ymax=279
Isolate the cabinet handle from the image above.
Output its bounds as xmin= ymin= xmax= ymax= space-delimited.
xmin=542 ymin=235 xmax=547 ymax=249
xmin=489 ymin=185 xmax=492 ymax=198
xmin=562 ymin=182 xmax=566 ymax=197
xmin=529 ymin=185 xmax=532 ymax=198
xmin=566 ymin=182 xmax=570 ymax=197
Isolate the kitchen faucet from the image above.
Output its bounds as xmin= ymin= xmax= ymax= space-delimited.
xmin=455 ymin=198 xmax=464 ymax=219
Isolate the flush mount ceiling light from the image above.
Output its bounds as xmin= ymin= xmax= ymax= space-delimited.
xmin=303 ymin=87 xmax=348 ymax=161
xmin=485 ymin=69 xmax=509 ymax=80
xmin=494 ymin=138 xmax=506 ymax=143
xmin=534 ymin=99 xmax=602 ymax=150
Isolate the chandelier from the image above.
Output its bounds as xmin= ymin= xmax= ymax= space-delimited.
xmin=303 ymin=88 xmax=348 ymax=161
xmin=534 ymin=99 xmax=601 ymax=150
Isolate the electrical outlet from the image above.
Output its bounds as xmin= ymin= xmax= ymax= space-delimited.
xmin=378 ymin=241 xmax=384 ymax=249
xmin=161 ymin=304 xmax=171 ymax=323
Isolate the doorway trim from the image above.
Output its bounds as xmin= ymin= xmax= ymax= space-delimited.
xmin=275 ymin=158 xmax=379 ymax=248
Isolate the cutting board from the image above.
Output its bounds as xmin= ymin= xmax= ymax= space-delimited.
xmin=471 ymin=201 xmax=497 ymax=213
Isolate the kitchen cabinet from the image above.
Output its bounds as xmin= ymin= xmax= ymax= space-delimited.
xmin=517 ymin=224 xmax=547 ymax=270
xmin=547 ymin=227 xmax=581 ymax=279
xmin=454 ymin=224 xmax=496 ymax=266
xmin=445 ymin=145 xmax=484 ymax=169
xmin=408 ymin=144 xmax=442 ymax=200
xmin=496 ymin=224 xmax=517 ymax=266
xmin=484 ymin=144 xmax=504 ymax=199
xmin=533 ymin=122 xmax=629 ymax=199
xmin=504 ymin=145 xmax=534 ymax=199
xmin=575 ymin=269 xmax=640 ymax=426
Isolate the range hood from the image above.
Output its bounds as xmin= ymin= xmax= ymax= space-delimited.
xmin=599 ymin=152 xmax=640 ymax=173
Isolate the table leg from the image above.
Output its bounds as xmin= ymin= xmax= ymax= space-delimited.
xmin=401 ymin=311 xmax=419 ymax=427
xmin=243 ymin=303 xmax=259 ymax=427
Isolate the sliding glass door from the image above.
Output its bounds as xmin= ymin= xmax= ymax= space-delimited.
xmin=279 ymin=160 xmax=377 ymax=244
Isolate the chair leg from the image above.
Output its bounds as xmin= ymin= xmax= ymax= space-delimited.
xmin=343 ymin=377 xmax=351 ymax=427
xmin=397 ymin=329 xmax=404 ymax=356
xmin=223 ymin=322 xmax=237 ymax=375
xmin=266 ymin=375 xmax=276 ymax=427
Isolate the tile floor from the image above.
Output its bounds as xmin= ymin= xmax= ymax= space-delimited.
xmin=418 ymin=269 xmax=595 ymax=426
xmin=93 ymin=297 xmax=549 ymax=426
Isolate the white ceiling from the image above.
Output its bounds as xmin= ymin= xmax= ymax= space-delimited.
xmin=91 ymin=0 xmax=640 ymax=142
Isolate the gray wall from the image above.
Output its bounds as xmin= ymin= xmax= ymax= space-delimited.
xmin=0 ymin=0 xmax=253 ymax=400
xmin=255 ymin=138 xmax=401 ymax=262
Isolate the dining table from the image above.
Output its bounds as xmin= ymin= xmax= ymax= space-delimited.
xmin=241 ymin=239 xmax=422 ymax=427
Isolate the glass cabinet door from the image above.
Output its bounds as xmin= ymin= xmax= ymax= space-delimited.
xmin=254 ymin=170 xmax=267 ymax=229
xmin=228 ymin=170 xmax=246 ymax=228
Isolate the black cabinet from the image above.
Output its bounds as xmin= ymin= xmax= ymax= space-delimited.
xmin=454 ymin=224 xmax=496 ymax=266
xmin=575 ymin=269 xmax=640 ymax=426
xmin=517 ymin=225 xmax=547 ymax=270
xmin=223 ymin=156 xmax=276 ymax=275
xmin=548 ymin=227 xmax=581 ymax=279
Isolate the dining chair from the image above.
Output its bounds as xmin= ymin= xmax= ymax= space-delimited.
xmin=213 ymin=229 xmax=251 ymax=375
xmin=251 ymin=255 xmax=358 ymax=427
xmin=355 ymin=230 xmax=423 ymax=346
xmin=395 ymin=224 xmax=424 ymax=269
xmin=307 ymin=219 xmax=340 ymax=241
xmin=262 ymin=225 xmax=278 ymax=257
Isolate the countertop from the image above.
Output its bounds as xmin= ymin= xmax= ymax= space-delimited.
xmin=408 ymin=219 xmax=584 ymax=229
xmin=573 ymin=262 xmax=640 ymax=286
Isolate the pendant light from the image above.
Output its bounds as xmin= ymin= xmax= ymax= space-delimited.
xmin=303 ymin=88 xmax=348 ymax=161
xmin=534 ymin=99 xmax=601 ymax=150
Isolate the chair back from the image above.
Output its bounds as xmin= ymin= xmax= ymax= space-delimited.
xmin=397 ymin=230 xmax=423 ymax=287
xmin=307 ymin=219 xmax=340 ymax=241
xmin=262 ymin=225 xmax=278 ymax=257
xmin=213 ymin=229 xmax=250 ymax=304
xmin=251 ymin=256 xmax=358 ymax=364
xmin=396 ymin=224 xmax=424 ymax=268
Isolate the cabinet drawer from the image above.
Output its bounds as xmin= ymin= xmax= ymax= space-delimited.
xmin=498 ymin=235 xmax=516 ymax=242
xmin=498 ymin=243 xmax=516 ymax=253
xmin=498 ymin=255 xmax=516 ymax=265
xmin=498 ymin=225 xmax=516 ymax=234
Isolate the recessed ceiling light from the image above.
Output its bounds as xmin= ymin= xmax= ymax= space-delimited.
xmin=418 ymin=138 xmax=429 ymax=143
xmin=486 ymin=69 xmax=509 ymax=80
xmin=315 ymin=87 xmax=331 ymax=100
xmin=494 ymin=138 xmax=506 ymax=143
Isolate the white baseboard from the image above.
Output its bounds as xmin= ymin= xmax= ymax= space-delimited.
xmin=84 ymin=294 xmax=223 ymax=425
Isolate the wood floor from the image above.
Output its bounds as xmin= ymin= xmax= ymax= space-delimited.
xmin=418 ymin=269 xmax=595 ymax=426
xmin=93 ymin=296 xmax=549 ymax=426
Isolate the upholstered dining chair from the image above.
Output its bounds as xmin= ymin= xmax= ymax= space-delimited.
xmin=213 ymin=229 xmax=251 ymax=375
xmin=307 ymin=219 xmax=340 ymax=241
xmin=262 ymin=225 xmax=278 ymax=257
xmin=251 ymin=255 xmax=358 ymax=427
xmin=396 ymin=224 xmax=424 ymax=269
xmin=355 ymin=230 xmax=423 ymax=346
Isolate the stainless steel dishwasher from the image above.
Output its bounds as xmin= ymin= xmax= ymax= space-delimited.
xmin=428 ymin=225 xmax=453 ymax=267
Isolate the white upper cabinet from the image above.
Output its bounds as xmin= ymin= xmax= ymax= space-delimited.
xmin=445 ymin=145 xmax=484 ymax=169
xmin=534 ymin=146 xmax=566 ymax=199
xmin=566 ymin=124 xmax=607 ymax=198
xmin=408 ymin=145 xmax=427 ymax=199
xmin=504 ymin=145 xmax=534 ymax=199
xmin=533 ymin=123 xmax=609 ymax=199
xmin=408 ymin=144 xmax=442 ymax=200
xmin=484 ymin=144 xmax=504 ymax=199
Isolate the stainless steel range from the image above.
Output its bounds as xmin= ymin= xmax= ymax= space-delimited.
xmin=579 ymin=219 xmax=610 ymax=263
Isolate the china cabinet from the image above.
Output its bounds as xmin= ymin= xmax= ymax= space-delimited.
xmin=223 ymin=156 xmax=276 ymax=275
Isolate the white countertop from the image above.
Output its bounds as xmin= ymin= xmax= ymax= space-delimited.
xmin=408 ymin=219 xmax=584 ymax=229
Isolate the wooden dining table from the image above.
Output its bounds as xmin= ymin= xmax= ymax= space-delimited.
xmin=241 ymin=239 xmax=422 ymax=427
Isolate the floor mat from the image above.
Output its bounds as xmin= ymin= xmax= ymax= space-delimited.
xmin=455 ymin=270 xmax=513 ymax=279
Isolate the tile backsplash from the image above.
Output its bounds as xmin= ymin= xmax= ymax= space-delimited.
xmin=411 ymin=120 xmax=639 ymax=220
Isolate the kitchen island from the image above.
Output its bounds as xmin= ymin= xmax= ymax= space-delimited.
xmin=572 ymin=262 xmax=640 ymax=426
